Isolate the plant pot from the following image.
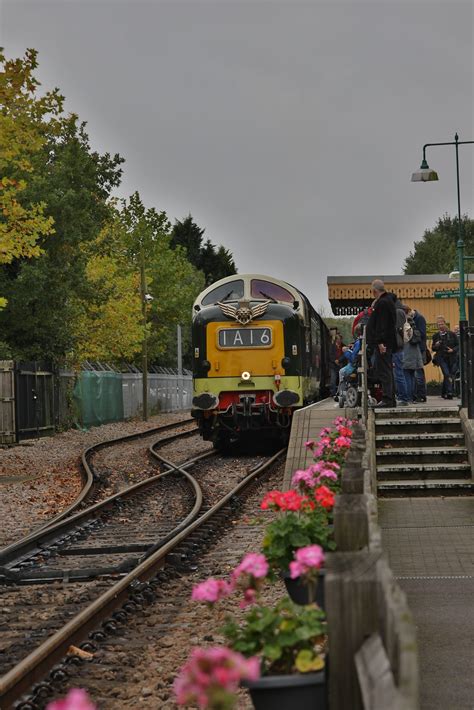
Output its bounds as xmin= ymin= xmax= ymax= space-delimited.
xmin=282 ymin=568 xmax=325 ymax=608
xmin=243 ymin=669 xmax=326 ymax=710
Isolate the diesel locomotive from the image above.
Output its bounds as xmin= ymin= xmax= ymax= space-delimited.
xmin=191 ymin=274 xmax=331 ymax=448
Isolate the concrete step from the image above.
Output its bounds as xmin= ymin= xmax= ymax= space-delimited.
xmin=378 ymin=479 xmax=474 ymax=497
xmin=375 ymin=418 xmax=463 ymax=434
xmin=377 ymin=461 xmax=471 ymax=480
xmin=374 ymin=406 xmax=459 ymax=420
xmin=376 ymin=446 xmax=468 ymax=465
xmin=376 ymin=432 xmax=465 ymax=448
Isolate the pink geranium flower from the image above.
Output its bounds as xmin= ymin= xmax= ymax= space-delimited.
xmin=334 ymin=435 xmax=351 ymax=449
xmin=233 ymin=553 xmax=269 ymax=580
xmin=174 ymin=647 xmax=259 ymax=707
xmin=289 ymin=544 xmax=325 ymax=579
xmin=191 ymin=578 xmax=233 ymax=604
xmin=46 ymin=689 xmax=96 ymax=710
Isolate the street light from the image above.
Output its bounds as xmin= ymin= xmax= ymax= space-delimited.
xmin=411 ymin=132 xmax=474 ymax=405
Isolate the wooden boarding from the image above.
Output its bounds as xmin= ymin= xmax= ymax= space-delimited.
xmin=0 ymin=360 xmax=16 ymax=445
xmin=355 ymin=634 xmax=406 ymax=710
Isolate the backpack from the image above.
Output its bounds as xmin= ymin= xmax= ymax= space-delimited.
xmin=403 ymin=320 xmax=413 ymax=343
xmin=395 ymin=308 xmax=407 ymax=350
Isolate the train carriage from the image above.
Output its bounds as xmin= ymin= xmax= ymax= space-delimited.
xmin=191 ymin=274 xmax=331 ymax=448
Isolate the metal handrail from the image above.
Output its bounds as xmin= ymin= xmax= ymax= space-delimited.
xmin=359 ymin=326 xmax=368 ymax=423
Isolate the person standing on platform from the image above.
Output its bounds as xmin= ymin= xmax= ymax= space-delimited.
xmin=412 ymin=307 xmax=427 ymax=402
xmin=432 ymin=317 xmax=458 ymax=399
xmin=403 ymin=310 xmax=423 ymax=403
xmin=366 ymin=279 xmax=398 ymax=408
xmin=389 ymin=295 xmax=410 ymax=406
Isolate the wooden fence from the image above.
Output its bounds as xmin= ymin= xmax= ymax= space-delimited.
xmin=325 ymin=420 xmax=419 ymax=710
xmin=0 ymin=360 xmax=15 ymax=445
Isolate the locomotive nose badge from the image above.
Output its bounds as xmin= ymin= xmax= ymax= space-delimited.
xmin=217 ymin=299 xmax=270 ymax=325
xmin=241 ymin=371 xmax=251 ymax=381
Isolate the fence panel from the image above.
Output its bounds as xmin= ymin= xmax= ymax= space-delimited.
xmin=15 ymin=361 xmax=55 ymax=441
xmin=0 ymin=360 xmax=16 ymax=445
xmin=73 ymin=370 xmax=124 ymax=428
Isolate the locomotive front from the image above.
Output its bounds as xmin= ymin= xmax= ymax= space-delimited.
xmin=191 ymin=274 xmax=312 ymax=448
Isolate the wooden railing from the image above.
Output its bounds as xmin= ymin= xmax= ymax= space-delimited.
xmin=325 ymin=422 xmax=419 ymax=710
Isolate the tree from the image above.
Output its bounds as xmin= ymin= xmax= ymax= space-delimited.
xmin=74 ymin=195 xmax=205 ymax=367
xmin=0 ymin=113 xmax=124 ymax=361
xmin=171 ymin=214 xmax=237 ymax=285
xmin=403 ymin=214 xmax=474 ymax=274
xmin=0 ymin=48 xmax=64 ymax=307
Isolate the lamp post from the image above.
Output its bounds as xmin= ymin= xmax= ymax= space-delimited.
xmin=411 ymin=133 xmax=474 ymax=404
xmin=139 ymin=246 xmax=153 ymax=421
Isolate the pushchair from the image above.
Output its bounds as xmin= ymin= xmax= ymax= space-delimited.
xmin=336 ymin=342 xmax=382 ymax=408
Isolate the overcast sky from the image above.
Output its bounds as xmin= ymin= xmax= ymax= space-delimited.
xmin=2 ymin=0 xmax=473 ymax=312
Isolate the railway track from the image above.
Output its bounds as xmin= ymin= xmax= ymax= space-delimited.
xmin=0 ymin=426 xmax=285 ymax=709
xmin=0 ymin=417 xmax=195 ymax=557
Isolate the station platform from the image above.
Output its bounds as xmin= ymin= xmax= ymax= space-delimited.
xmin=283 ymin=398 xmax=350 ymax=489
xmin=380 ymin=497 xmax=474 ymax=710
xmin=284 ymin=396 xmax=473 ymax=709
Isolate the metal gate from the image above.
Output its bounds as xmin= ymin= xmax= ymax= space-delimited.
xmin=15 ymin=361 xmax=55 ymax=441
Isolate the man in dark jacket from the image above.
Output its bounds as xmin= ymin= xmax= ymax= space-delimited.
xmin=432 ymin=317 xmax=458 ymax=399
xmin=366 ymin=279 xmax=398 ymax=407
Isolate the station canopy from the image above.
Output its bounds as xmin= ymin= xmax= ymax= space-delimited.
xmin=327 ymin=274 xmax=474 ymax=317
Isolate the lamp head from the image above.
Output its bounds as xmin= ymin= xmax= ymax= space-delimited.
xmin=449 ymin=270 xmax=460 ymax=280
xmin=411 ymin=158 xmax=439 ymax=182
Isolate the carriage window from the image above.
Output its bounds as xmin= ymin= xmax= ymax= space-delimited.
xmin=201 ymin=280 xmax=245 ymax=306
xmin=250 ymin=279 xmax=293 ymax=303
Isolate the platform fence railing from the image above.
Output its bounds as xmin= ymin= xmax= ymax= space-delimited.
xmin=359 ymin=326 xmax=369 ymax=424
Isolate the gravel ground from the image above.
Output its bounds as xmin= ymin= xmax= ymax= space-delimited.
xmin=47 ymin=460 xmax=287 ymax=709
xmin=0 ymin=413 xmax=192 ymax=548
xmin=89 ymin=423 xmax=204 ymax=501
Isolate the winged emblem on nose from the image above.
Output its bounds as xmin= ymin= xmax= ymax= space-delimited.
xmin=217 ymin=299 xmax=271 ymax=325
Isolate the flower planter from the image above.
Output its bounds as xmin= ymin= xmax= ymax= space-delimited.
xmin=243 ymin=669 xmax=326 ymax=710
xmin=282 ymin=568 xmax=325 ymax=608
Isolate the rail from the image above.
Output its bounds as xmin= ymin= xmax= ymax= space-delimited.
xmin=0 ymin=448 xmax=285 ymax=707
xmin=0 ymin=419 xmax=195 ymax=568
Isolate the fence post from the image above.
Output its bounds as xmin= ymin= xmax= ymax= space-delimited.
xmin=468 ymin=326 xmax=474 ymax=419
xmin=177 ymin=324 xmax=183 ymax=410
xmin=325 ymin=551 xmax=381 ymax=710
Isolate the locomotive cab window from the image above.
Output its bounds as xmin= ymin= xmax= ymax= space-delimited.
xmin=250 ymin=279 xmax=293 ymax=303
xmin=202 ymin=280 xmax=245 ymax=306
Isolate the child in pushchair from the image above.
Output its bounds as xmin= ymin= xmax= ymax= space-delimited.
xmin=336 ymin=326 xmax=383 ymax=408
xmin=336 ymin=331 xmax=362 ymax=408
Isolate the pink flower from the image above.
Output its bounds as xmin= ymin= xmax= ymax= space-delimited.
xmin=289 ymin=545 xmax=325 ymax=579
xmin=239 ymin=587 xmax=257 ymax=608
xmin=304 ymin=439 xmax=315 ymax=449
xmin=289 ymin=560 xmax=305 ymax=578
xmin=174 ymin=647 xmax=260 ymax=707
xmin=315 ymin=485 xmax=336 ymax=510
xmin=46 ymin=690 xmax=96 ymax=710
xmin=191 ymin=578 xmax=232 ymax=604
xmin=316 ymin=469 xmax=338 ymax=482
xmin=233 ymin=553 xmax=269 ymax=580
xmin=334 ymin=436 xmax=351 ymax=449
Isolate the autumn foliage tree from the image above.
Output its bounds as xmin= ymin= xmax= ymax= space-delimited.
xmin=0 ymin=48 xmax=63 ymax=307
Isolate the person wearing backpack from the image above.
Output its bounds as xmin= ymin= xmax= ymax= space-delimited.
xmin=389 ymin=294 xmax=410 ymax=406
xmin=366 ymin=280 xmax=398 ymax=408
xmin=412 ymin=308 xmax=427 ymax=402
xmin=402 ymin=310 xmax=423 ymax=402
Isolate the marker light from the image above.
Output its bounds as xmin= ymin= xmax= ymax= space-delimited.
xmin=241 ymin=371 xmax=251 ymax=381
